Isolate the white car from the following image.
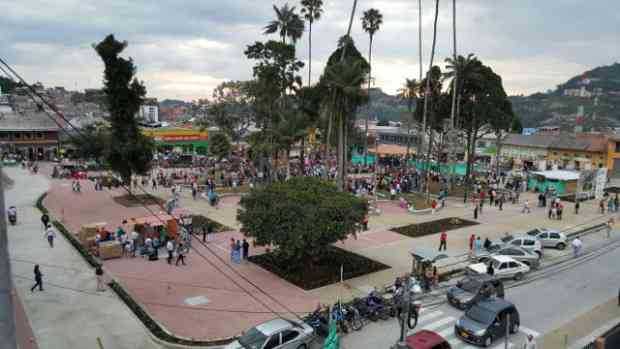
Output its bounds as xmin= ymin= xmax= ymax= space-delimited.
xmin=467 ymin=255 xmax=530 ymax=281
xmin=503 ymin=235 xmax=543 ymax=258
xmin=525 ymin=228 xmax=568 ymax=250
xmin=225 ymin=318 xmax=315 ymax=349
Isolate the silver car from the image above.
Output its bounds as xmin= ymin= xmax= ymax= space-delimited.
xmin=526 ymin=228 xmax=567 ymax=249
xmin=226 ymin=318 xmax=315 ymax=349
xmin=476 ymin=246 xmax=540 ymax=269
xmin=504 ymin=235 xmax=543 ymax=258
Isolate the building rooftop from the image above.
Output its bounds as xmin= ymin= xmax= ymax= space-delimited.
xmin=503 ymin=133 xmax=608 ymax=152
xmin=0 ymin=111 xmax=60 ymax=131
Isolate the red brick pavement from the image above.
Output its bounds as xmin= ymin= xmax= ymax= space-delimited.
xmin=12 ymin=287 xmax=39 ymax=349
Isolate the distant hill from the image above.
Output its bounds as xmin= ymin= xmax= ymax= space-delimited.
xmin=160 ymin=99 xmax=190 ymax=108
xmin=510 ymin=63 xmax=620 ymax=130
xmin=356 ymin=88 xmax=411 ymax=122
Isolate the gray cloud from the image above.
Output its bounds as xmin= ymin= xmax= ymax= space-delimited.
xmin=1 ymin=0 xmax=618 ymax=100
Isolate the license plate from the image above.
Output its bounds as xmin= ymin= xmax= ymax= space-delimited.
xmin=460 ymin=331 xmax=469 ymax=338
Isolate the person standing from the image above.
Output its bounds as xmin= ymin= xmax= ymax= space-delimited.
xmin=242 ymin=239 xmax=250 ymax=262
xmin=166 ymin=240 xmax=175 ymax=264
xmin=522 ymin=200 xmax=531 ymax=214
xmin=474 ymin=237 xmax=483 ymax=253
xmin=229 ymin=238 xmax=236 ymax=263
xmin=234 ymin=240 xmax=242 ymax=264
xmin=95 ymin=266 xmax=105 ymax=291
xmin=571 ymin=236 xmax=582 ymax=258
xmin=575 ymin=199 xmax=580 ymax=215
xmin=498 ymin=195 xmax=504 ymax=211
xmin=130 ymin=229 xmax=139 ymax=257
xmin=44 ymin=224 xmax=56 ymax=248
xmin=474 ymin=204 xmax=479 ymax=220
xmin=486 ymin=263 xmax=495 ymax=276
xmin=175 ymin=243 xmax=186 ymax=266
xmin=41 ymin=213 xmax=49 ymax=230
xmin=31 ymin=265 xmax=43 ymax=292
xmin=523 ymin=334 xmax=537 ymax=349
xmin=438 ymin=231 xmax=447 ymax=251
xmin=469 ymin=234 xmax=476 ymax=251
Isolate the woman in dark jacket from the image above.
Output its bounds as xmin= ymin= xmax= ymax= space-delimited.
xmin=31 ymin=265 xmax=43 ymax=292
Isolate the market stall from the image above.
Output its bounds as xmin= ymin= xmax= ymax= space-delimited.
xmin=528 ymin=170 xmax=579 ymax=195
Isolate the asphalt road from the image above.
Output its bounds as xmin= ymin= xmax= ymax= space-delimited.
xmin=317 ymin=237 xmax=620 ymax=349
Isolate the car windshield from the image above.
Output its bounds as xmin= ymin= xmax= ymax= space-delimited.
xmin=501 ymin=235 xmax=514 ymax=243
xmin=460 ymin=279 xmax=482 ymax=293
xmin=465 ymin=305 xmax=496 ymax=325
xmin=238 ymin=328 xmax=268 ymax=349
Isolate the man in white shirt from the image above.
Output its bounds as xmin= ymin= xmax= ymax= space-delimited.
xmin=572 ymin=236 xmax=582 ymax=258
xmin=44 ymin=225 xmax=56 ymax=248
xmin=523 ymin=334 xmax=537 ymax=349
xmin=130 ymin=231 xmax=139 ymax=257
xmin=166 ymin=240 xmax=175 ymax=264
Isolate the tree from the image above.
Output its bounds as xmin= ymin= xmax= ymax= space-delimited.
xmin=209 ymin=132 xmax=232 ymax=160
xmin=488 ymin=98 xmax=515 ymax=175
xmin=237 ymin=177 xmax=367 ymax=270
xmin=300 ymin=0 xmax=324 ymax=86
xmin=397 ymin=78 xmax=420 ymax=161
xmin=361 ymin=8 xmax=383 ymax=166
xmin=264 ymin=3 xmax=305 ymax=45
xmin=69 ymin=123 xmax=109 ymax=162
xmin=420 ymin=0 xmax=440 ymax=172
xmin=94 ymin=34 xmax=154 ymax=187
xmin=207 ymin=80 xmax=254 ymax=144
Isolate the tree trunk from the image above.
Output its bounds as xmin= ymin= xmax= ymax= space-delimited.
xmin=308 ymin=21 xmax=313 ymax=86
xmin=425 ymin=128 xmax=434 ymax=201
xmin=495 ymin=132 xmax=503 ymax=177
xmin=364 ymin=36 xmax=373 ymax=167
xmin=300 ymin=136 xmax=306 ymax=174
xmin=337 ymin=113 xmax=345 ymax=191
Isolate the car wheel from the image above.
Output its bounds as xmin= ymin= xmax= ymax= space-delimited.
xmin=556 ymin=242 xmax=566 ymax=250
xmin=297 ymin=345 xmax=307 ymax=349
xmin=511 ymin=322 xmax=520 ymax=334
xmin=484 ymin=336 xmax=493 ymax=347
xmin=514 ymin=272 xmax=523 ymax=281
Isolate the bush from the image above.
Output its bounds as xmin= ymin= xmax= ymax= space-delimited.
xmin=391 ymin=217 xmax=479 ymax=238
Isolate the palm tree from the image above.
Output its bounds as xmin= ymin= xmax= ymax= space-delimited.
xmin=397 ymin=78 xmax=419 ymax=162
xmin=421 ymin=0 xmax=440 ymax=199
xmin=264 ymin=3 xmax=305 ymax=44
xmin=323 ymin=60 xmax=367 ymax=190
xmin=444 ymin=53 xmax=480 ymax=128
xmin=300 ymin=0 xmax=324 ymax=86
xmin=361 ymin=8 xmax=383 ymax=167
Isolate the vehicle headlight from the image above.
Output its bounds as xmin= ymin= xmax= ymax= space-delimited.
xmin=475 ymin=329 xmax=486 ymax=336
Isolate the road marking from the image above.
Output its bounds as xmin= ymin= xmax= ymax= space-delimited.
xmin=520 ymin=326 xmax=540 ymax=338
xmin=421 ymin=316 xmax=456 ymax=331
xmin=417 ymin=310 xmax=443 ymax=324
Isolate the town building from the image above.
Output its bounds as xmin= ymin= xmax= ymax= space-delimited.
xmin=138 ymin=98 xmax=159 ymax=124
xmin=0 ymin=103 xmax=60 ymax=160
xmin=141 ymin=126 xmax=208 ymax=154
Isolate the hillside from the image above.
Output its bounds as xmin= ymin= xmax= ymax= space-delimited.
xmin=356 ymin=88 xmax=411 ymax=122
xmin=510 ymin=63 xmax=620 ymax=130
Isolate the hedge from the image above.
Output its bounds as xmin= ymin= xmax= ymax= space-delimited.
xmin=35 ymin=192 xmax=234 ymax=347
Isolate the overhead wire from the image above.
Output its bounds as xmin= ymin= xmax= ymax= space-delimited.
xmin=0 ymin=57 xmax=302 ymax=319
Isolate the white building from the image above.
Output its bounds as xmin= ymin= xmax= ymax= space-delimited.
xmin=138 ymin=98 xmax=159 ymax=123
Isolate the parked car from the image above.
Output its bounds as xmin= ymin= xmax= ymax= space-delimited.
xmin=475 ymin=246 xmax=540 ymax=269
xmin=454 ymin=298 xmax=520 ymax=347
xmin=225 ymin=318 xmax=315 ymax=349
xmin=503 ymin=235 xmax=543 ymax=258
xmin=467 ymin=256 xmax=530 ymax=281
xmin=447 ymin=274 xmax=504 ymax=310
xmin=525 ymin=228 xmax=567 ymax=249
xmin=406 ymin=330 xmax=452 ymax=349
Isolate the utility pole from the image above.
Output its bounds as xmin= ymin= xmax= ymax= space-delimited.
xmin=448 ymin=0 xmax=458 ymax=191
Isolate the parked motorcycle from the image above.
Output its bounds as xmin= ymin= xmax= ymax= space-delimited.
xmin=306 ymin=306 xmax=329 ymax=337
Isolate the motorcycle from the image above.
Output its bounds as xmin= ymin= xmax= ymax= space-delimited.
xmin=306 ymin=306 xmax=329 ymax=337
xmin=7 ymin=206 xmax=17 ymax=225
xmin=389 ymin=276 xmax=423 ymax=329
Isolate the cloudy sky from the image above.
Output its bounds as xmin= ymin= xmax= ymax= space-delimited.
xmin=1 ymin=0 xmax=618 ymax=101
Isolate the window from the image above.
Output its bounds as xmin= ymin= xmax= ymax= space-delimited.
xmin=539 ymin=233 xmax=548 ymax=239
xmin=263 ymin=335 xmax=281 ymax=349
xmin=14 ymin=133 xmax=21 ymax=139
xmin=509 ymin=262 xmax=519 ymax=268
xmin=281 ymin=330 xmax=299 ymax=343
xmin=550 ymin=233 xmax=561 ymax=239
xmin=524 ymin=239 xmax=535 ymax=246
xmin=510 ymin=240 xmax=521 ymax=246
xmin=499 ymin=263 xmax=508 ymax=270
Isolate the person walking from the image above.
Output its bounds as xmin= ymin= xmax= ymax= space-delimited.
xmin=166 ymin=239 xmax=175 ymax=264
xmin=522 ymin=334 xmax=537 ymax=349
xmin=229 ymin=238 xmax=236 ymax=263
xmin=498 ymin=195 xmax=504 ymax=211
xmin=438 ymin=231 xmax=447 ymax=251
xmin=234 ymin=240 xmax=242 ymax=264
xmin=175 ymin=243 xmax=186 ymax=266
xmin=575 ymin=200 xmax=580 ymax=215
xmin=41 ymin=213 xmax=49 ymax=230
xmin=30 ymin=265 xmax=43 ymax=292
xmin=486 ymin=263 xmax=495 ymax=276
xmin=469 ymin=234 xmax=476 ymax=251
xmin=522 ymin=200 xmax=531 ymax=214
xmin=474 ymin=237 xmax=483 ymax=253
xmin=571 ymin=236 xmax=582 ymax=258
xmin=242 ymin=239 xmax=250 ymax=262
xmin=95 ymin=266 xmax=105 ymax=291
xmin=44 ymin=224 xmax=56 ymax=248
xmin=474 ymin=204 xmax=479 ymax=220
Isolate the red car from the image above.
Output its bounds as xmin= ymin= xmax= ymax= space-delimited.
xmin=406 ymin=330 xmax=451 ymax=349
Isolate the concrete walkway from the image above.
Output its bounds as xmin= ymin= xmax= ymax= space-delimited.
xmin=5 ymin=167 xmax=157 ymax=349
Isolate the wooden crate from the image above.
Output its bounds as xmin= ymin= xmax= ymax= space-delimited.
xmin=79 ymin=222 xmax=107 ymax=242
xmin=99 ymin=241 xmax=122 ymax=260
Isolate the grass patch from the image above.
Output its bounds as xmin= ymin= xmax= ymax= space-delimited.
xmin=112 ymin=194 xmax=166 ymax=207
xmin=391 ymin=217 xmax=479 ymax=238
xmin=248 ymin=246 xmax=390 ymax=290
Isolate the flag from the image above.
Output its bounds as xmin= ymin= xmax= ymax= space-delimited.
xmin=322 ymin=317 xmax=339 ymax=349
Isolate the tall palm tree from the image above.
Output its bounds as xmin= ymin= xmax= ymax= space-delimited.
xmin=264 ymin=3 xmax=305 ymax=44
xmin=421 ymin=0 xmax=440 ymax=199
xmin=361 ymin=8 xmax=383 ymax=167
xmin=447 ymin=0 xmax=458 ymax=187
xmin=397 ymin=78 xmax=419 ymax=162
xmin=444 ymin=53 xmax=480 ymax=128
xmin=300 ymin=0 xmax=324 ymax=86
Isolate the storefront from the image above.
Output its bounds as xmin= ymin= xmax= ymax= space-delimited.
xmin=142 ymin=127 xmax=209 ymax=155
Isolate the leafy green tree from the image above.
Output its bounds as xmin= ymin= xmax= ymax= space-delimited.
xmin=264 ymin=3 xmax=305 ymax=45
xmin=300 ymin=0 xmax=324 ymax=85
xmin=207 ymin=80 xmax=254 ymax=144
xmin=209 ymin=132 xmax=232 ymax=160
xmin=237 ymin=177 xmax=367 ymax=270
xmin=94 ymin=34 xmax=155 ymax=187
xmin=69 ymin=123 xmax=109 ymax=162
xmin=397 ymin=78 xmax=420 ymax=160
xmin=361 ymin=8 xmax=383 ymax=165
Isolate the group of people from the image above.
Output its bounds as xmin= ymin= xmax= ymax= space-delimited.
xmin=229 ymin=238 xmax=250 ymax=264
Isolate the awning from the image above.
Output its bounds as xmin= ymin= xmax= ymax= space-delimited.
xmin=410 ymin=247 xmax=449 ymax=263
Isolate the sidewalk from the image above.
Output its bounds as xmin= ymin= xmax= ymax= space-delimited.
xmin=540 ymin=297 xmax=620 ymax=348
xmin=4 ymin=167 xmax=157 ymax=349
